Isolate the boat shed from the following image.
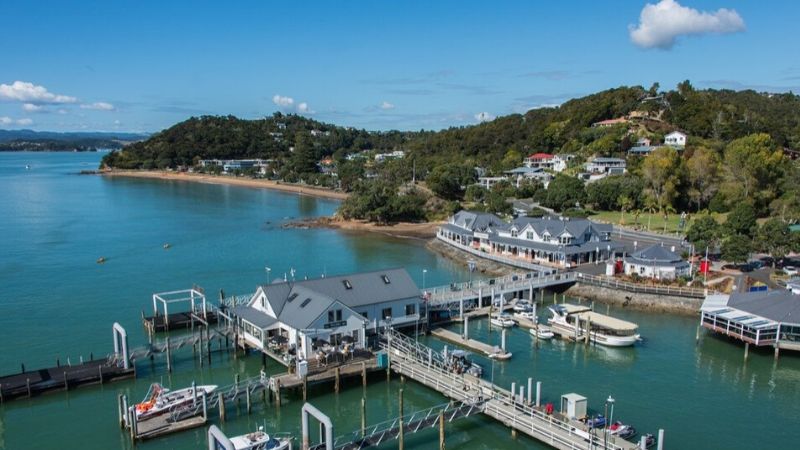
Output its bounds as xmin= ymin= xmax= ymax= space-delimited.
xmin=230 ymin=268 xmax=423 ymax=362
xmin=701 ymin=290 xmax=800 ymax=351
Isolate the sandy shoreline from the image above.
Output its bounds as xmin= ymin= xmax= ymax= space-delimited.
xmin=101 ymin=170 xmax=349 ymax=200
xmin=286 ymin=216 xmax=441 ymax=240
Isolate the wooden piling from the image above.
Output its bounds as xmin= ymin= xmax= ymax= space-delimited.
xmin=361 ymin=361 xmax=367 ymax=387
xmin=361 ymin=397 xmax=366 ymax=437
xmin=398 ymin=388 xmax=404 ymax=450
xmin=439 ymin=411 xmax=445 ymax=450
xmin=774 ymin=345 xmax=780 ymax=361
xmin=744 ymin=342 xmax=750 ymax=360
xmin=695 ymin=325 xmax=701 ymax=344
xmin=98 ymin=365 xmax=104 ymax=384
xmin=275 ymin=379 xmax=282 ymax=407
xmin=335 ymin=367 xmax=341 ymax=393
xmin=218 ymin=392 xmax=226 ymax=422
xmin=63 ymin=371 xmax=68 ymax=391
xmin=165 ymin=336 xmax=172 ymax=372
xmin=303 ymin=376 xmax=308 ymax=401
xmin=246 ymin=387 xmax=251 ymax=413
xmin=206 ymin=329 xmax=212 ymax=364
xmin=26 ymin=378 xmax=31 ymax=398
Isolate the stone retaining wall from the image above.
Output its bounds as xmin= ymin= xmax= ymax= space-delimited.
xmin=566 ymin=283 xmax=701 ymax=316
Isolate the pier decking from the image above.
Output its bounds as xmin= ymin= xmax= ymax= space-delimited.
xmin=383 ymin=329 xmax=646 ymax=450
xmin=431 ymin=328 xmax=511 ymax=359
xmin=143 ymin=310 xmax=219 ymax=333
xmin=0 ymin=359 xmax=134 ymax=402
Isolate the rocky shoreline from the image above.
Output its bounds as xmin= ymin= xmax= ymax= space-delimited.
xmin=283 ymin=216 xmax=441 ymax=240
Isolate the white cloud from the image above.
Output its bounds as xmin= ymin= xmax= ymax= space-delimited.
xmin=0 ymin=80 xmax=77 ymax=104
xmin=16 ymin=118 xmax=33 ymax=126
xmin=0 ymin=116 xmax=11 ymax=125
xmin=629 ymin=0 xmax=745 ymax=49
xmin=380 ymin=101 xmax=395 ymax=110
xmin=80 ymin=101 xmax=115 ymax=111
xmin=297 ymin=102 xmax=315 ymax=114
xmin=474 ymin=112 xmax=495 ymax=123
xmin=22 ymin=103 xmax=43 ymax=112
xmin=272 ymin=94 xmax=295 ymax=108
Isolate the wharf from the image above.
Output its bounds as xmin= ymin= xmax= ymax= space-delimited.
xmin=461 ymin=303 xmax=514 ymax=320
xmin=271 ymin=353 xmax=379 ymax=392
xmin=0 ymin=359 xmax=133 ymax=402
xmin=143 ymin=310 xmax=219 ymax=333
xmin=134 ymin=413 xmax=207 ymax=440
xmin=431 ymin=328 xmax=511 ymax=359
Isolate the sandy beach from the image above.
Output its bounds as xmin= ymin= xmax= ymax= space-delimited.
xmin=285 ymin=216 xmax=441 ymax=240
xmin=102 ymin=170 xmax=350 ymax=200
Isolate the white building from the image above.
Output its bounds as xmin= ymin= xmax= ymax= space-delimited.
xmin=623 ymin=244 xmax=690 ymax=280
xmin=664 ymin=131 xmax=687 ymax=148
xmin=524 ymin=153 xmax=555 ymax=170
xmin=477 ymin=176 xmax=509 ymax=190
xmin=230 ymin=268 xmax=422 ymax=362
xmin=552 ymin=154 xmax=575 ymax=172
xmin=504 ymin=167 xmax=553 ymax=188
xmin=584 ymin=157 xmax=627 ymax=174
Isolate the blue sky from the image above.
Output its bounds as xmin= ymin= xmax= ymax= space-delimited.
xmin=1 ymin=0 xmax=798 ymax=133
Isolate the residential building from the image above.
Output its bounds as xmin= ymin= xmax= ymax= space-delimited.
xmin=628 ymin=145 xmax=658 ymax=156
xmin=437 ymin=211 xmax=622 ymax=268
xmin=591 ymin=118 xmax=628 ymax=128
xmin=701 ymin=289 xmax=800 ymax=352
xmin=623 ymin=244 xmax=690 ymax=280
xmin=584 ymin=157 xmax=627 ymax=174
xmin=477 ymin=176 xmax=509 ymax=190
xmin=635 ymin=137 xmax=651 ymax=147
xmin=374 ymin=150 xmax=405 ymax=163
xmin=552 ymin=154 xmax=576 ymax=172
xmin=664 ymin=131 xmax=687 ymax=147
xmin=524 ymin=153 xmax=555 ymax=169
xmin=504 ymin=167 xmax=553 ymax=188
xmin=230 ymin=268 xmax=423 ymax=362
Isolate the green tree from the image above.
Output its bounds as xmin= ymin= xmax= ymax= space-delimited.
xmin=337 ymin=160 xmax=364 ymax=192
xmin=686 ymin=146 xmax=720 ymax=211
xmin=724 ymin=203 xmax=757 ymax=238
xmin=485 ymin=190 xmax=512 ymax=215
xmin=289 ymin=134 xmax=319 ymax=175
xmin=755 ymin=219 xmax=795 ymax=267
xmin=618 ymin=195 xmax=633 ymax=225
xmin=686 ymin=215 xmax=720 ymax=252
xmin=640 ymin=146 xmax=683 ymax=213
xmin=543 ymin=175 xmax=586 ymax=211
xmin=721 ymin=134 xmax=785 ymax=213
xmin=425 ymin=164 xmax=476 ymax=200
xmin=721 ymin=234 xmax=752 ymax=265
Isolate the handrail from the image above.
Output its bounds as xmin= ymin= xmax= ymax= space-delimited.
xmin=575 ymin=272 xmax=708 ymax=298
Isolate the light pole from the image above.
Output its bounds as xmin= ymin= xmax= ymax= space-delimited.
xmin=265 ymin=266 xmax=271 ymax=285
xmin=420 ymin=269 xmax=428 ymax=342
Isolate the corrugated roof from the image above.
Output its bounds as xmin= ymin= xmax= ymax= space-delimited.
xmin=629 ymin=244 xmax=683 ymax=264
xmin=232 ymin=305 xmax=277 ymax=329
xmin=276 ymin=284 xmax=337 ymax=330
xmin=451 ymin=210 xmax=507 ymax=232
xmin=727 ymin=290 xmax=800 ymax=324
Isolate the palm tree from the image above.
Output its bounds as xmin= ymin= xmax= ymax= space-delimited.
xmin=663 ymin=204 xmax=676 ymax=234
xmin=618 ymin=195 xmax=633 ymax=225
xmin=643 ymin=196 xmax=658 ymax=231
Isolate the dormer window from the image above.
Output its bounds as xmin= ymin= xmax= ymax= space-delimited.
xmin=343 ymin=280 xmax=352 ymax=289
xmin=287 ymin=293 xmax=299 ymax=302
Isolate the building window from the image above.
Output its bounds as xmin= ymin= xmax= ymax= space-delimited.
xmin=405 ymin=304 xmax=416 ymax=316
xmin=526 ymin=231 xmax=533 ymax=240
xmin=336 ymin=309 xmax=342 ymax=321
xmin=359 ymin=311 xmax=368 ymax=319
xmin=328 ymin=309 xmax=343 ymax=322
xmin=328 ymin=310 xmax=334 ymax=322
xmin=382 ymin=307 xmax=392 ymax=320
xmin=511 ymin=230 xmax=518 ymax=237
xmin=287 ymin=293 xmax=299 ymax=302
xmin=300 ymin=298 xmax=312 ymax=308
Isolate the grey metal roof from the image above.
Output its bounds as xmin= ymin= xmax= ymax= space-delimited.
xmin=590 ymin=157 xmax=626 ymax=164
xmin=490 ymin=234 xmax=623 ymax=255
xmin=505 ymin=166 xmax=543 ymax=175
xmin=510 ymin=216 xmax=610 ymax=239
xmin=276 ymin=284 xmax=338 ymax=330
xmin=451 ymin=210 xmax=507 ymax=232
xmin=630 ymin=244 xmax=682 ymax=263
xmin=628 ymin=145 xmax=656 ymax=154
xmin=232 ymin=305 xmax=277 ymax=329
xmin=727 ymin=290 xmax=800 ymax=324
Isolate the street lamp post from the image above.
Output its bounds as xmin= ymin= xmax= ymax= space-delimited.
xmin=265 ymin=266 xmax=271 ymax=285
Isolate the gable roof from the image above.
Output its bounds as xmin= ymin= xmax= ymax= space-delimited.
xmin=509 ymin=216 xmax=611 ymax=240
xmin=528 ymin=152 xmax=554 ymax=159
xmin=727 ymin=290 xmax=800 ymax=324
xmin=451 ymin=210 xmax=507 ymax=232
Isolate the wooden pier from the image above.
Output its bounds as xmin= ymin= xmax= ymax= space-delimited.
xmin=0 ymin=358 xmax=133 ymax=402
xmin=431 ymin=328 xmax=512 ymax=359
xmin=143 ymin=310 xmax=219 ymax=333
xmin=383 ymin=329 xmax=649 ymax=450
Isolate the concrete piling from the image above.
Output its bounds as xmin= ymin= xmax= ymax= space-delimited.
xmin=535 ymin=381 xmax=541 ymax=407
xmin=218 ymin=392 xmax=226 ymax=422
xmin=399 ymin=388 xmax=404 ymax=450
xmin=657 ymin=429 xmax=664 ymax=450
xmin=744 ymin=342 xmax=750 ymax=360
xmin=361 ymin=397 xmax=366 ymax=437
xmin=335 ymin=367 xmax=341 ymax=393
xmin=439 ymin=411 xmax=445 ymax=450
xmin=527 ymin=378 xmax=532 ymax=405
xmin=362 ymin=361 xmax=367 ymax=387
xmin=165 ymin=336 xmax=172 ymax=372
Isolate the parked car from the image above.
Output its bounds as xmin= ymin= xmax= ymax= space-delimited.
xmin=785 ymin=266 xmax=798 ymax=276
xmin=747 ymin=260 xmax=764 ymax=270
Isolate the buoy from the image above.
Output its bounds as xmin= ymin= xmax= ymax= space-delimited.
xmin=163 ymin=243 xmax=171 ymax=249
xmin=96 ymin=257 xmax=106 ymax=264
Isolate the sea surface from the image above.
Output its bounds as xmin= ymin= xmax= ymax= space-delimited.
xmin=0 ymin=152 xmax=798 ymax=449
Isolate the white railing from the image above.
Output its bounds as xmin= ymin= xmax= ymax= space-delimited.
xmin=575 ymin=273 xmax=707 ymax=298
xmin=427 ymin=272 xmax=576 ymax=305
xmin=436 ymin=234 xmax=557 ymax=272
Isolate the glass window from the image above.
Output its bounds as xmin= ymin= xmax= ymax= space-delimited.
xmin=382 ymin=307 xmax=392 ymax=320
xmin=405 ymin=304 xmax=416 ymax=315
xmin=336 ymin=309 xmax=342 ymax=321
xmin=526 ymin=231 xmax=533 ymax=239
xmin=328 ymin=311 xmax=335 ymax=322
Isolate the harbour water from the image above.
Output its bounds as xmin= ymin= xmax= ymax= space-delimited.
xmin=1 ymin=152 xmax=798 ymax=449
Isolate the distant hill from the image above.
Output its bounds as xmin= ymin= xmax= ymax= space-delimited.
xmin=102 ymin=82 xmax=800 ymax=171
xmin=0 ymin=129 xmax=149 ymax=152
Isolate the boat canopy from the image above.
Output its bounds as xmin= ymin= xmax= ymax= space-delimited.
xmin=567 ymin=309 xmax=638 ymax=332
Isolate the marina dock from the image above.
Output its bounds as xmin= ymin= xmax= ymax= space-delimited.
xmin=431 ymin=328 xmax=512 ymax=359
xmin=0 ymin=358 xmax=134 ymax=402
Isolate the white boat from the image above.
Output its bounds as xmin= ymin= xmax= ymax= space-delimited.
xmin=547 ymin=304 xmax=640 ymax=347
xmin=490 ymin=314 xmax=515 ymax=328
xmin=512 ymin=301 xmax=531 ymax=313
xmin=530 ymin=326 xmax=555 ymax=340
xmin=135 ymin=383 xmax=218 ymax=420
xmin=513 ymin=310 xmax=536 ymax=321
xmin=229 ymin=427 xmax=292 ymax=450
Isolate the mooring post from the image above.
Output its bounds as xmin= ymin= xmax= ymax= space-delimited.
xmin=398 ymin=388 xmax=404 ymax=450
xmin=202 ymin=392 xmax=208 ymax=420
xmin=439 ymin=411 xmax=445 ymax=450
xmin=117 ymin=394 xmax=125 ymax=429
xmin=218 ymin=392 xmax=226 ymax=422
xmin=774 ymin=345 xmax=780 ymax=361
xmin=535 ymin=381 xmax=541 ymax=407
xmin=640 ymin=435 xmax=647 ymax=449
xmin=275 ymin=379 xmax=282 ymax=407
xmin=463 ymin=316 xmax=469 ymax=340
xmin=501 ymin=328 xmax=507 ymax=352
xmin=26 ymin=378 xmax=31 ymax=398
xmin=165 ymin=336 xmax=172 ymax=373
xmin=744 ymin=342 xmax=750 ymax=360
xmin=526 ymin=378 xmax=532 ymax=405
xmin=361 ymin=397 xmax=367 ymax=437
xmin=246 ymin=386 xmax=251 ymax=413
xmin=206 ymin=329 xmax=212 ymax=365
xmin=553 ymin=292 xmax=556 ymax=304
xmin=585 ymin=318 xmax=591 ymax=345
xmin=657 ymin=429 xmax=664 ymax=450
xmin=510 ymin=382 xmax=516 ymax=406
xmin=695 ymin=325 xmax=701 ymax=344
xmin=303 ymin=376 xmax=308 ymax=401
xmin=99 ymin=365 xmax=104 ymax=384
xmin=129 ymin=406 xmax=138 ymax=442
xmin=361 ymin=361 xmax=367 ymax=387
xmin=335 ymin=367 xmax=341 ymax=393
xmin=519 ymin=386 xmax=525 ymax=405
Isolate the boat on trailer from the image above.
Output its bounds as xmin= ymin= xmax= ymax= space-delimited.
xmin=135 ymin=382 xmax=218 ymax=420
xmin=547 ymin=304 xmax=640 ymax=347
xmin=228 ymin=427 xmax=293 ymax=450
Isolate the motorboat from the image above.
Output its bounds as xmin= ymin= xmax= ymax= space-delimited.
xmin=642 ymin=433 xmax=656 ymax=448
xmin=135 ymin=383 xmax=218 ymax=420
xmin=446 ymin=349 xmax=483 ymax=377
xmin=512 ymin=301 xmax=531 ymax=313
xmin=530 ymin=325 xmax=554 ymax=340
xmin=513 ymin=310 xmax=536 ymax=321
xmin=584 ymin=415 xmax=606 ymax=428
xmin=228 ymin=427 xmax=292 ymax=450
xmin=490 ymin=314 xmax=516 ymax=328
xmin=608 ymin=421 xmax=637 ymax=439
xmin=547 ymin=304 xmax=640 ymax=347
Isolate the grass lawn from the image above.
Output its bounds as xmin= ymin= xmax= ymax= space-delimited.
xmin=590 ymin=210 xmax=728 ymax=235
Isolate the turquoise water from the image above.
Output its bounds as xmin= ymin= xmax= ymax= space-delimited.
xmin=0 ymin=152 xmax=798 ymax=449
